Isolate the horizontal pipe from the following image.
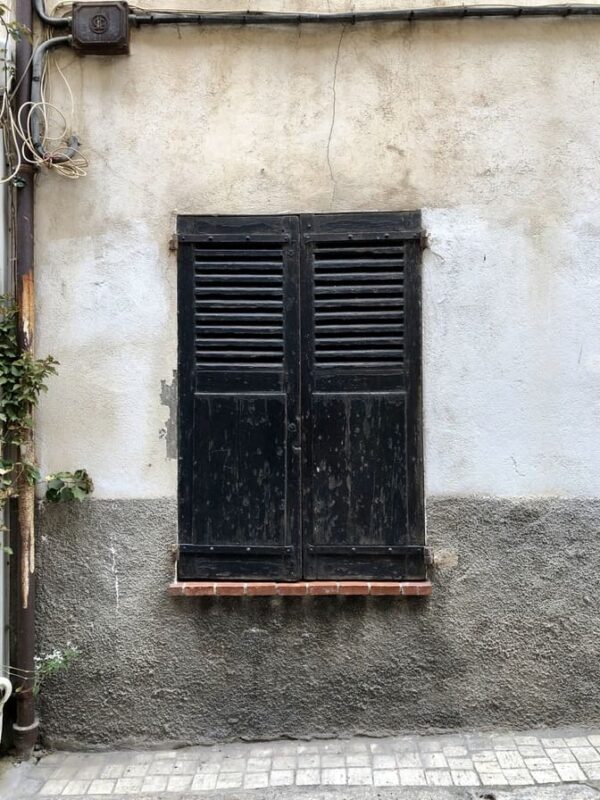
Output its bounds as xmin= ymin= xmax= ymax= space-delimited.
xmin=34 ymin=0 xmax=71 ymax=27
xmin=35 ymin=1 xmax=600 ymax=28
xmin=129 ymin=3 xmax=600 ymax=25
xmin=30 ymin=36 xmax=80 ymax=163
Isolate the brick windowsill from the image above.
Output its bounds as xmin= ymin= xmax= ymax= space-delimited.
xmin=169 ymin=580 xmax=432 ymax=597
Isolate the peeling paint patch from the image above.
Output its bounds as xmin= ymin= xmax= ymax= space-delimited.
xmin=160 ymin=372 xmax=178 ymax=460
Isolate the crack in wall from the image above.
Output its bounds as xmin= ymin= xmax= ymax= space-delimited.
xmin=327 ymin=26 xmax=346 ymax=207
xmin=510 ymin=456 xmax=525 ymax=477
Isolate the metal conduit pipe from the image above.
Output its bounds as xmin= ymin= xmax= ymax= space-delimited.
xmin=30 ymin=36 xmax=80 ymax=163
xmin=34 ymin=0 xmax=71 ymax=27
xmin=33 ymin=1 xmax=600 ymax=28
xmin=128 ymin=3 xmax=600 ymax=24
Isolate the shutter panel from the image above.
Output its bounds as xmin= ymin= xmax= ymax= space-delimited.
xmin=177 ymin=216 xmax=301 ymax=580
xmin=301 ymin=212 xmax=425 ymax=580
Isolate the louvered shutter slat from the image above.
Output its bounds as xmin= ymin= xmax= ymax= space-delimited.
xmin=313 ymin=236 xmax=405 ymax=371
xmin=193 ymin=239 xmax=285 ymax=371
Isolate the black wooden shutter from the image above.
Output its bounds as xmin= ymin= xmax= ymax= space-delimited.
xmin=177 ymin=215 xmax=301 ymax=580
xmin=300 ymin=212 xmax=425 ymax=580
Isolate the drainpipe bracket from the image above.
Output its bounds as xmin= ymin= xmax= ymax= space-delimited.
xmin=12 ymin=716 xmax=40 ymax=757
xmin=12 ymin=717 xmax=40 ymax=732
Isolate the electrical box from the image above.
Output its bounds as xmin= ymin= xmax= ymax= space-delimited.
xmin=72 ymin=2 xmax=130 ymax=55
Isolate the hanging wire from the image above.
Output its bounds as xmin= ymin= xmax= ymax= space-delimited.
xmin=0 ymin=22 xmax=87 ymax=180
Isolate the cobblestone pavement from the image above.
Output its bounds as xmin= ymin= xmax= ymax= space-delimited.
xmin=2 ymin=727 xmax=600 ymax=799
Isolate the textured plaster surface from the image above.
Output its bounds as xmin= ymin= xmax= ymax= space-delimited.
xmin=34 ymin=14 xmax=600 ymax=498
xmin=36 ymin=496 xmax=600 ymax=748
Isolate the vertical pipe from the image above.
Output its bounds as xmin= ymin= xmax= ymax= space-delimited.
xmin=0 ymin=111 xmax=6 ymax=706
xmin=12 ymin=0 xmax=38 ymax=759
xmin=0 ymin=127 xmax=9 ymax=707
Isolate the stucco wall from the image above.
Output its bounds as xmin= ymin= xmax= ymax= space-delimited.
xmin=33 ymin=2 xmax=600 ymax=745
xmin=37 ymin=497 xmax=600 ymax=747
xmin=35 ymin=8 xmax=600 ymax=497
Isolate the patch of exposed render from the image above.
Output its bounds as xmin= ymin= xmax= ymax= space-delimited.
xmin=160 ymin=371 xmax=178 ymax=461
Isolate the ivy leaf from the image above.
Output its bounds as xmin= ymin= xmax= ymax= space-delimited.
xmin=24 ymin=465 xmax=41 ymax=486
xmin=44 ymin=469 xmax=93 ymax=503
xmin=71 ymin=486 xmax=87 ymax=501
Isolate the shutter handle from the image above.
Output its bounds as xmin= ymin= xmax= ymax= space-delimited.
xmin=289 ymin=421 xmax=301 ymax=451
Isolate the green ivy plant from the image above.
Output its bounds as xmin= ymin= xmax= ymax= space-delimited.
xmin=45 ymin=470 xmax=94 ymax=503
xmin=0 ymin=296 xmax=93 ymax=555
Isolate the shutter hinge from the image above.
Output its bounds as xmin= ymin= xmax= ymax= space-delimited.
xmin=419 ymin=230 xmax=429 ymax=251
xmin=169 ymin=234 xmax=178 ymax=252
xmin=170 ymin=544 xmax=179 ymax=562
xmin=424 ymin=546 xmax=435 ymax=567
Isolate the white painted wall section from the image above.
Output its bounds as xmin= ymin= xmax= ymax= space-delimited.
xmin=34 ymin=10 xmax=600 ymax=499
xmin=423 ymin=207 xmax=600 ymax=496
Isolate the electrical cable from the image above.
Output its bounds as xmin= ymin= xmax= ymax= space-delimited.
xmin=0 ymin=27 xmax=86 ymax=179
xmin=126 ymin=3 xmax=600 ymax=25
xmin=35 ymin=0 xmax=600 ymax=28
xmin=29 ymin=36 xmax=81 ymax=165
xmin=19 ymin=36 xmax=85 ymax=175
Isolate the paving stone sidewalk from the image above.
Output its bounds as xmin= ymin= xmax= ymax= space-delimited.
xmin=2 ymin=726 xmax=600 ymax=799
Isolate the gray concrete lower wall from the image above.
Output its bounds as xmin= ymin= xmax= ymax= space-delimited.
xmin=36 ymin=497 xmax=600 ymax=749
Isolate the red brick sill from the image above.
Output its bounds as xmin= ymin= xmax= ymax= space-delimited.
xmin=169 ymin=580 xmax=432 ymax=597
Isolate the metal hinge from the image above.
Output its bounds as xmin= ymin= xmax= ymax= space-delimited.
xmin=420 ymin=230 xmax=429 ymax=251
xmin=169 ymin=234 xmax=178 ymax=252
xmin=424 ymin=546 xmax=435 ymax=566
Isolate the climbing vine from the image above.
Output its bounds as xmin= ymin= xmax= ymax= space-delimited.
xmin=0 ymin=296 xmax=93 ymax=554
